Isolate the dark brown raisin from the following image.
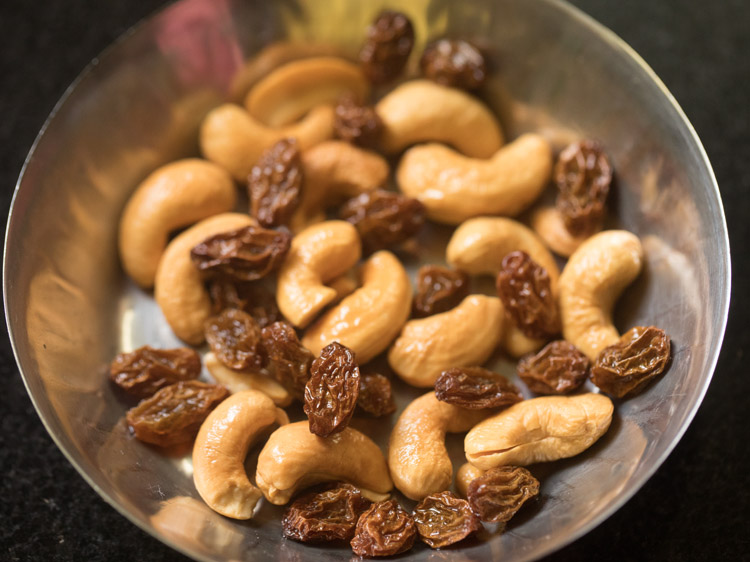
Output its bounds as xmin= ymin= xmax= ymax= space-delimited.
xmin=435 ymin=366 xmax=523 ymax=409
xmin=303 ymin=342 xmax=360 ymax=437
xmin=496 ymin=250 xmax=560 ymax=339
xmin=420 ymin=39 xmax=487 ymax=90
xmin=204 ymin=309 xmax=265 ymax=371
xmin=208 ymin=280 xmax=283 ymax=329
xmin=357 ymin=373 xmax=396 ymax=417
xmin=359 ymin=11 xmax=415 ymax=84
xmin=467 ymin=466 xmax=540 ymax=524
xmin=413 ymin=491 xmax=482 ymax=548
xmin=350 ymin=499 xmax=416 ymax=557
xmin=109 ymin=346 xmax=201 ymax=399
xmin=282 ymin=483 xmax=371 ymax=543
xmin=518 ymin=340 xmax=590 ymax=395
xmin=413 ymin=265 xmax=470 ymax=318
xmin=554 ymin=140 xmax=612 ymax=237
xmin=261 ymin=321 xmax=314 ymax=401
xmin=339 ymin=190 xmax=425 ymax=254
xmin=591 ymin=326 xmax=671 ymax=398
xmin=333 ymin=94 xmax=383 ymax=148
xmin=248 ymin=138 xmax=302 ymax=227
xmin=126 ymin=381 xmax=229 ymax=447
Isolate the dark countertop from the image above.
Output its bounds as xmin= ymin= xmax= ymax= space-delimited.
xmin=1 ymin=0 xmax=747 ymax=560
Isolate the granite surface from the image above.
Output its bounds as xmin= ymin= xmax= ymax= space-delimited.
xmin=1 ymin=0 xmax=748 ymax=560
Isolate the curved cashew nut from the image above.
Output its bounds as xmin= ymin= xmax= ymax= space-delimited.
xmin=192 ymin=390 xmax=289 ymax=519
xmin=376 ymin=80 xmax=504 ymax=157
xmin=244 ymin=57 xmax=369 ymax=127
xmin=301 ymin=251 xmax=412 ymax=364
xmin=204 ymin=352 xmax=291 ymax=407
xmin=500 ymin=313 xmax=546 ymax=358
xmin=118 ymin=159 xmax=236 ymax=288
xmin=559 ymin=230 xmax=643 ymax=360
xmin=154 ymin=213 xmax=255 ymax=345
xmin=276 ymin=221 xmax=361 ymax=328
xmin=387 ymin=295 xmax=504 ymax=388
xmin=388 ymin=393 xmax=491 ymax=500
xmin=255 ymin=421 xmax=393 ymax=505
xmin=397 ymin=134 xmax=553 ymax=225
xmin=530 ymin=205 xmax=589 ymax=258
xmin=199 ymin=103 xmax=334 ymax=181
xmin=455 ymin=462 xmax=485 ymax=498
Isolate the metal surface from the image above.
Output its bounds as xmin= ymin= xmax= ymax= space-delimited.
xmin=3 ymin=0 xmax=730 ymax=560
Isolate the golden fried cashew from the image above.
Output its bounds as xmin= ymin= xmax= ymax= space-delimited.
xmin=397 ymin=134 xmax=553 ymax=225
xmin=464 ymin=393 xmax=614 ymax=469
xmin=199 ymin=103 xmax=334 ymax=182
xmin=204 ymin=352 xmax=291 ymax=407
xmin=276 ymin=221 xmax=361 ymax=328
xmin=301 ymin=251 xmax=412 ymax=364
xmin=154 ymin=213 xmax=255 ymax=345
xmin=530 ymin=205 xmax=589 ymax=258
xmin=193 ymin=390 xmax=289 ymax=519
xmin=376 ymin=80 xmax=504 ymax=157
xmin=455 ymin=463 xmax=485 ymax=498
xmin=388 ymin=393 xmax=491 ymax=501
xmin=255 ymin=421 xmax=393 ymax=505
xmin=559 ymin=230 xmax=644 ymax=361
xmin=118 ymin=159 xmax=236 ymax=289
xmin=387 ymin=295 xmax=503 ymax=388
xmin=500 ymin=314 xmax=546 ymax=358
xmin=244 ymin=57 xmax=369 ymax=127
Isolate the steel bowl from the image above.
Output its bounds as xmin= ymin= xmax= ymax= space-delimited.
xmin=3 ymin=0 xmax=730 ymax=560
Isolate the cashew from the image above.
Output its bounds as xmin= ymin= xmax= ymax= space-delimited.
xmin=244 ymin=57 xmax=369 ymax=127
xmin=276 ymin=221 xmax=361 ymax=328
xmin=397 ymin=134 xmax=553 ymax=225
xmin=192 ymin=390 xmax=289 ymax=519
xmin=326 ymin=271 xmax=359 ymax=304
xmin=255 ymin=421 xmax=393 ymax=505
xmin=118 ymin=159 xmax=236 ymax=288
xmin=204 ymin=352 xmax=291 ymax=407
xmin=530 ymin=205 xmax=589 ymax=258
xmin=199 ymin=103 xmax=333 ymax=181
xmin=464 ymin=393 xmax=614 ymax=469
xmin=455 ymin=463 xmax=484 ymax=498
xmin=154 ymin=213 xmax=255 ymax=345
xmin=500 ymin=314 xmax=546 ymax=358
xmin=376 ymin=80 xmax=504 ymax=157
xmin=302 ymin=251 xmax=412 ymax=364
xmin=559 ymin=230 xmax=643 ymax=360
xmin=388 ymin=393 xmax=491 ymax=501
xmin=387 ymin=295 xmax=503 ymax=388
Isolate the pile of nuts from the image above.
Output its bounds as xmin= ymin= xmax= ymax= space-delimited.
xmin=111 ymin=9 xmax=672 ymax=557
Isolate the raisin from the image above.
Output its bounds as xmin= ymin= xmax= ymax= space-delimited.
xmin=248 ymin=138 xmax=302 ymax=227
xmin=339 ymin=190 xmax=425 ymax=254
xmin=282 ymin=483 xmax=371 ymax=543
xmin=190 ymin=225 xmax=291 ymax=282
xmin=518 ymin=340 xmax=590 ymax=395
xmin=208 ymin=280 xmax=283 ymax=329
xmin=591 ymin=326 xmax=671 ymax=398
xmin=413 ymin=491 xmax=482 ymax=549
xmin=496 ymin=250 xmax=560 ymax=339
xmin=467 ymin=466 xmax=540 ymax=524
xmin=303 ymin=342 xmax=360 ymax=437
xmin=435 ymin=366 xmax=523 ymax=409
xmin=359 ymin=11 xmax=415 ymax=84
xmin=333 ymin=94 xmax=383 ymax=148
xmin=554 ymin=140 xmax=612 ymax=237
xmin=204 ymin=309 xmax=265 ymax=371
xmin=413 ymin=265 xmax=470 ymax=318
xmin=350 ymin=499 xmax=416 ymax=557
xmin=420 ymin=39 xmax=487 ymax=90
xmin=357 ymin=373 xmax=396 ymax=417
xmin=126 ymin=381 xmax=229 ymax=447
xmin=109 ymin=346 xmax=201 ymax=399
xmin=261 ymin=321 xmax=314 ymax=401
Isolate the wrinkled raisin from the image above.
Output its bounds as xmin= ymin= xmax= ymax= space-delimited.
xmin=496 ymin=251 xmax=560 ymax=339
xmin=303 ymin=342 xmax=360 ymax=437
xmin=204 ymin=309 xmax=265 ymax=371
xmin=109 ymin=346 xmax=201 ymax=399
xmin=420 ymin=39 xmax=487 ymax=90
xmin=248 ymin=138 xmax=302 ymax=227
xmin=435 ymin=367 xmax=523 ymax=409
xmin=350 ymin=499 xmax=416 ymax=557
xmin=339 ymin=190 xmax=425 ymax=254
xmin=208 ymin=280 xmax=283 ymax=329
xmin=282 ymin=483 xmax=371 ymax=543
xmin=359 ymin=11 xmax=415 ymax=84
xmin=357 ymin=373 xmax=396 ymax=417
xmin=333 ymin=94 xmax=383 ymax=148
xmin=592 ymin=326 xmax=671 ymax=398
xmin=261 ymin=321 xmax=313 ymax=401
xmin=467 ymin=466 xmax=540 ymax=524
xmin=518 ymin=340 xmax=590 ymax=395
xmin=126 ymin=381 xmax=229 ymax=447
xmin=413 ymin=491 xmax=482 ymax=548
xmin=413 ymin=265 xmax=470 ymax=318
xmin=554 ymin=140 xmax=612 ymax=237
